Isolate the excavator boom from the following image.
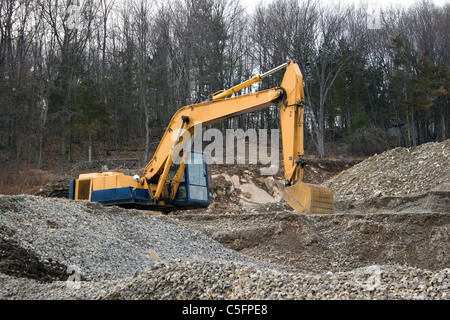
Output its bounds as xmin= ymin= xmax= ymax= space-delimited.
xmin=70 ymin=59 xmax=334 ymax=214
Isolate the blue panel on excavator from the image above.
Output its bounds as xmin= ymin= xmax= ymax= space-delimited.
xmin=69 ymin=179 xmax=76 ymax=200
xmin=91 ymin=187 xmax=152 ymax=205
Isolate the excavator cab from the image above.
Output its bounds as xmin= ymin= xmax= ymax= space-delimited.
xmin=170 ymin=150 xmax=211 ymax=209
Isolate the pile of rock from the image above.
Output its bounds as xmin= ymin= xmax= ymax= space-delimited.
xmin=0 ymin=195 xmax=287 ymax=283
xmin=2 ymin=260 xmax=448 ymax=300
xmin=1 ymin=180 xmax=449 ymax=300
xmin=325 ymin=140 xmax=450 ymax=201
xmin=105 ymin=262 xmax=450 ymax=300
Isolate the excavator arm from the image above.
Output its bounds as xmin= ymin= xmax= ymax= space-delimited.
xmin=70 ymin=59 xmax=334 ymax=214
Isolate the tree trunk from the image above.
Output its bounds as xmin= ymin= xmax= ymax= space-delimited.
xmin=317 ymin=127 xmax=325 ymax=158
xmin=406 ymin=109 xmax=411 ymax=148
xmin=88 ymin=133 xmax=92 ymax=166
xmin=144 ymin=100 xmax=149 ymax=163
xmin=411 ymin=109 xmax=417 ymax=147
xmin=37 ymin=98 xmax=48 ymax=169
xmin=441 ymin=113 xmax=446 ymax=141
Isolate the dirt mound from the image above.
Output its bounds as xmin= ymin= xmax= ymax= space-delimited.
xmin=325 ymin=140 xmax=450 ymax=202
xmin=170 ymin=211 xmax=450 ymax=274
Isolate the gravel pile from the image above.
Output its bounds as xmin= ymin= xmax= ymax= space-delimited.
xmin=1 ymin=172 xmax=449 ymax=300
xmin=325 ymin=139 xmax=450 ymax=201
xmin=0 ymin=195 xmax=288 ymax=283
xmin=101 ymin=262 xmax=450 ymax=300
xmin=1 ymin=260 xmax=449 ymax=300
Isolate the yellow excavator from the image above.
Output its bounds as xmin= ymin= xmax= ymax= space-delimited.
xmin=69 ymin=59 xmax=334 ymax=214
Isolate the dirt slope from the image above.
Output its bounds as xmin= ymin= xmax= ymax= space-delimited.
xmin=169 ymin=211 xmax=449 ymax=273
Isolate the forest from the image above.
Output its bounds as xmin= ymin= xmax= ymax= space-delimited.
xmin=0 ymin=0 xmax=449 ymax=170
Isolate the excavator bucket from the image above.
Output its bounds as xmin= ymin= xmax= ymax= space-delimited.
xmin=283 ymin=182 xmax=334 ymax=214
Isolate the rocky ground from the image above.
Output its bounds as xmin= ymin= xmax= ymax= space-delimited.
xmin=0 ymin=140 xmax=449 ymax=300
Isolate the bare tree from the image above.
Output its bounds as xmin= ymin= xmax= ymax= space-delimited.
xmin=305 ymin=3 xmax=353 ymax=158
xmin=132 ymin=0 xmax=153 ymax=162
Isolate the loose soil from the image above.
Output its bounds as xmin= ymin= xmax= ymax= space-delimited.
xmin=0 ymin=140 xmax=449 ymax=299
